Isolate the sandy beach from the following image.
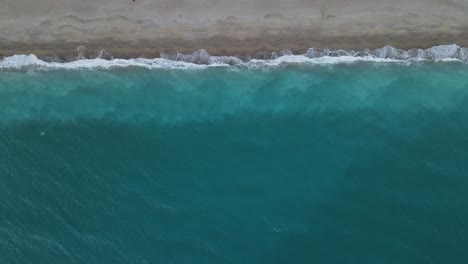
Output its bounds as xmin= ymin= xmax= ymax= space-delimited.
xmin=1 ymin=0 xmax=468 ymax=60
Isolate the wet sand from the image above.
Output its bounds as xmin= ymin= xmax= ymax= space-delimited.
xmin=1 ymin=0 xmax=468 ymax=60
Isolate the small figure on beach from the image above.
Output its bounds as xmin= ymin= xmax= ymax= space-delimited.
xmin=320 ymin=0 xmax=328 ymax=21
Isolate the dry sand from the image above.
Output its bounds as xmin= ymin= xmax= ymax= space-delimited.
xmin=1 ymin=0 xmax=468 ymax=60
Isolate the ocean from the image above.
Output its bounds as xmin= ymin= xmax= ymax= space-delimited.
xmin=1 ymin=49 xmax=468 ymax=263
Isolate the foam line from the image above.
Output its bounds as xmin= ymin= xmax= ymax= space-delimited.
xmin=0 ymin=45 xmax=466 ymax=71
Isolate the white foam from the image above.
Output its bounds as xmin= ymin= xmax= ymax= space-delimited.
xmin=0 ymin=45 xmax=465 ymax=71
xmin=0 ymin=55 xmax=217 ymax=70
xmin=249 ymin=55 xmax=401 ymax=67
xmin=0 ymin=54 xmax=48 ymax=69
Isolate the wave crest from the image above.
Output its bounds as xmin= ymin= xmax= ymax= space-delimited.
xmin=304 ymin=44 xmax=468 ymax=61
xmin=1 ymin=45 xmax=467 ymax=70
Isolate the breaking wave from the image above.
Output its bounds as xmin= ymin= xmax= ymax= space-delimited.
xmin=1 ymin=44 xmax=467 ymax=70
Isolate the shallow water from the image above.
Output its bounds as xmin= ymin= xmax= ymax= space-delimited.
xmin=1 ymin=63 xmax=468 ymax=263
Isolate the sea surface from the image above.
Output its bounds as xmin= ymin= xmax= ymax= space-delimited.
xmin=1 ymin=56 xmax=468 ymax=263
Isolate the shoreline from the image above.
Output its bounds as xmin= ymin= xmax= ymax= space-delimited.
xmin=2 ymin=45 xmax=467 ymax=70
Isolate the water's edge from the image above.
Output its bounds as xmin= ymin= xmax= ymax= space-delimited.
xmin=1 ymin=44 xmax=467 ymax=70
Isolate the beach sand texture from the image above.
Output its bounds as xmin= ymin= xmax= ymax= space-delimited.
xmin=1 ymin=0 xmax=467 ymax=60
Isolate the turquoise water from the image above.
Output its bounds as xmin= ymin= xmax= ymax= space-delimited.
xmin=1 ymin=63 xmax=468 ymax=263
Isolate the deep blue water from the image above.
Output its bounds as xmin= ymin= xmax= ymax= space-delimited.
xmin=1 ymin=63 xmax=468 ymax=263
